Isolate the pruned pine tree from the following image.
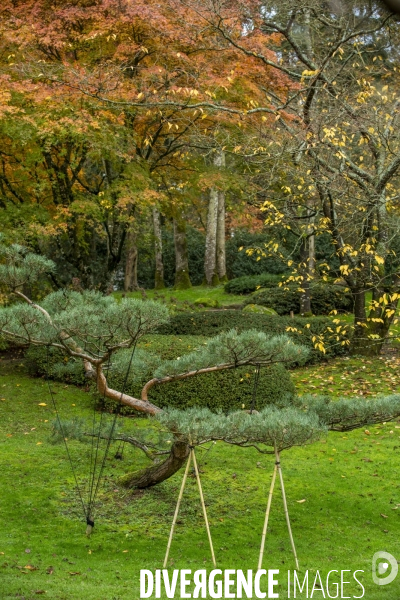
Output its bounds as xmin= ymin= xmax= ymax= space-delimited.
xmin=2 ymin=243 xmax=400 ymax=489
xmin=0 ymin=244 xmax=309 ymax=487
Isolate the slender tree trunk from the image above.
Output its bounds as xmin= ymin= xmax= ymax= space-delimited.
xmin=204 ymin=151 xmax=224 ymax=286
xmin=350 ymin=287 xmax=367 ymax=355
xmin=204 ymin=189 xmax=219 ymax=286
xmin=216 ymin=188 xmax=227 ymax=282
xmin=119 ymin=440 xmax=190 ymax=488
xmin=173 ymin=218 xmax=191 ymax=289
xmin=308 ymin=228 xmax=315 ymax=276
xmin=299 ymin=237 xmax=311 ymax=315
xmin=124 ymin=229 xmax=139 ymax=292
xmin=153 ymin=208 xmax=165 ymax=289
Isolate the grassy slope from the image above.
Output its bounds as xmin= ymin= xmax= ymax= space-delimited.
xmin=1 ymin=355 xmax=400 ymax=599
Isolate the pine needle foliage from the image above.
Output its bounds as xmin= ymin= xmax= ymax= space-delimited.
xmin=156 ymin=406 xmax=325 ymax=452
xmin=154 ymin=330 xmax=309 ymax=378
xmin=0 ymin=243 xmax=55 ymax=290
xmin=305 ymin=394 xmax=400 ymax=432
xmin=0 ymin=289 xmax=170 ymax=357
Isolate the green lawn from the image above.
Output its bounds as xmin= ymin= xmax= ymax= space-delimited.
xmin=1 ymin=355 xmax=400 ymax=599
xmin=115 ymin=285 xmax=245 ymax=308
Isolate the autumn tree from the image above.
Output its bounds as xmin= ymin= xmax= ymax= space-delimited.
xmin=179 ymin=0 xmax=400 ymax=354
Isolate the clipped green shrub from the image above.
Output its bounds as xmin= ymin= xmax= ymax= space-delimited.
xmin=157 ymin=312 xmax=350 ymax=362
xmin=103 ymin=358 xmax=296 ymax=415
xmin=245 ymin=283 xmax=353 ymax=316
xmin=242 ymin=304 xmax=277 ymax=315
xmin=224 ymin=273 xmax=286 ymax=295
xmin=26 ymin=345 xmax=87 ymax=383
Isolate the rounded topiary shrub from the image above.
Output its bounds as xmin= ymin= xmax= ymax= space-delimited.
xmin=246 ymin=283 xmax=353 ymax=316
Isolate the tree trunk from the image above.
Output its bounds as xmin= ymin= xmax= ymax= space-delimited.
xmin=173 ymin=218 xmax=191 ymax=289
xmin=216 ymin=187 xmax=227 ymax=283
xmin=350 ymin=287 xmax=368 ymax=355
xmin=204 ymin=188 xmax=219 ymax=286
xmin=205 ymin=152 xmax=225 ymax=286
xmin=119 ymin=440 xmax=190 ymax=489
xmin=153 ymin=208 xmax=165 ymax=290
xmin=351 ymin=285 xmax=399 ymax=356
xmin=124 ymin=229 xmax=139 ymax=292
xmin=299 ymin=237 xmax=311 ymax=315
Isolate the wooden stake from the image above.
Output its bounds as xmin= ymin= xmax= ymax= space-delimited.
xmin=163 ymin=451 xmax=192 ymax=568
xmin=275 ymin=445 xmax=299 ymax=570
xmin=191 ymin=448 xmax=216 ymax=567
xmin=258 ymin=463 xmax=277 ymax=571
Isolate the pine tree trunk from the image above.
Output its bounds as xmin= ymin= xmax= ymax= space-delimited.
xmin=124 ymin=230 xmax=139 ymax=292
xmin=119 ymin=440 xmax=190 ymax=489
xmin=153 ymin=208 xmax=165 ymax=289
xmin=173 ymin=218 xmax=191 ymax=289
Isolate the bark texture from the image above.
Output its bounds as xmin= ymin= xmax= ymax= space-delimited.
xmin=119 ymin=440 xmax=190 ymax=488
xmin=299 ymin=237 xmax=311 ymax=315
xmin=216 ymin=186 xmax=227 ymax=282
xmin=124 ymin=229 xmax=138 ymax=292
xmin=152 ymin=208 xmax=165 ymax=289
xmin=173 ymin=218 xmax=191 ymax=289
xmin=205 ymin=151 xmax=225 ymax=286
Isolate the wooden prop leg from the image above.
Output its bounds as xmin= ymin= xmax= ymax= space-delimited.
xmin=257 ymin=463 xmax=277 ymax=571
xmin=191 ymin=448 xmax=217 ymax=567
xmin=163 ymin=451 xmax=192 ymax=568
xmin=274 ymin=446 xmax=299 ymax=570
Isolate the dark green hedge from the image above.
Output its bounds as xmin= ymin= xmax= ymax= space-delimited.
xmin=245 ymin=283 xmax=353 ymax=316
xmin=156 ymin=311 xmax=349 ymax=362
xmin=224 ymin=273 xmax=286 ymax=295
xmin=26 ymin=340 xmax=296 ymax=416
xmin=105 ymin=361 xmax=296 ymax=415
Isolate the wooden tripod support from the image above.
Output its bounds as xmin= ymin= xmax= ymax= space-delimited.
xmin=163 ymin=447 xmax=216 ymax=568
xmin=258 ymin=446 xmax=299 ymax=571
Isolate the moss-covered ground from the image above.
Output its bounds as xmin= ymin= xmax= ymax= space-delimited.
xmin=1 ymin=351 xmax=400 ymax=599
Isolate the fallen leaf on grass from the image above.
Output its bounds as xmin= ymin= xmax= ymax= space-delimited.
xmin=296 ymin=499 xmax=306 ymax=503
xmin=46 ymin=567 xmax=54 ymax=575
xmin=69 ymin=572 xmax=81 ymax=576
xmin=381 ymin=514 xmax=388 ymax=518
xmin=38 ymin=403 xmax=47 ymax=407
xmin=25 ymin=549 xmax=31 ymax=554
